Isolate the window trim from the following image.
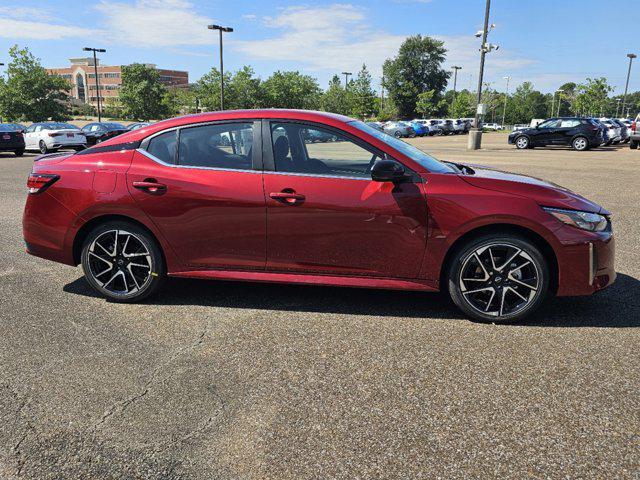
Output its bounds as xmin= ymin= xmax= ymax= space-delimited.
xmin=262 ymin=119 xmax=418 ymax=181
xmin=139 ymin=119 xmax=263 ymax=172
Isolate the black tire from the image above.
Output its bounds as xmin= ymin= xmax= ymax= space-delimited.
xmin=81 ymin=221 xmax=165 ymax=303
xmin=447 ymin=234 xmax=549 ymax=323
xmin=39 ymin=140 xmax=49 ymax=155
xmin=393 ymin=131 xmax=402 ymax=138
xmin=74 ymin=146 xmax=86 ymax=151
xmin=514 ymin=136 xmax=530 ymax=149
xmin=630 ymin=140 xmax=639 ymax=150
xmin=14 ymin=149 xmax=24 ymax=157
xmin=572 ymin=136 xmax=589 ymax=151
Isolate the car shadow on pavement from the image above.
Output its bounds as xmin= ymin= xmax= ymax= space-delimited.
xmin=63 ymin=273 xmax=640 ymax=327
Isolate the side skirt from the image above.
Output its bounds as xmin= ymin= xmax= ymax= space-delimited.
xmin=169 ymin=269 xmax=438 ymax=292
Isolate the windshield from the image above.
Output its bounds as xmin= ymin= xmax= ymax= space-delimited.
xmin=349 ymin=121 xmax=455 ymax=173
xmin=103 ymin=122 xmax=125 ymax=130
xmin=44 ymin=123 xmax=78 ymax=130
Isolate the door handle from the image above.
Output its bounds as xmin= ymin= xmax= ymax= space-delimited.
xmin=132 ymin=180 xmax=167 ymax=193
xmin=269 ymin=191 xmax=305 ymax=204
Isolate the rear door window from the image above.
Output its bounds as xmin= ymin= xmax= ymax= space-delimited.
xmin=178 ymin=123 xmax=253 ymax=170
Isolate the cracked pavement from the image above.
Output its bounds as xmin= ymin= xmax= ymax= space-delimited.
xmin=1 ymin=134 xmax=639 ymax=479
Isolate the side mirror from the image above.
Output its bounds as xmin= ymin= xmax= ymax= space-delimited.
xmin=371 ymin=160 xmax=407 ymax=182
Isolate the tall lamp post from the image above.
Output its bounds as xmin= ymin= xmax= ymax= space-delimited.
xmin=82 ymin=47 xmax=106 ymax=122
xmin=555 ymin=89 xmax=563 ymax=117
xmin=341 ymin=71 xmax=352 ymax=88
xmin=207 ymin=24 xmax=234 ymax=110
xmin=0 ymin=62 xmax=4 ymax=122
xmin=468 ymin=0 xmax=498 ymax=150
xmin=501 ymin=75 xmax=510 ymax=128
xmin=451 ymin=66 xmax=462 ymax=100
xmin=622 ymin=53 xmax=636 ymax=118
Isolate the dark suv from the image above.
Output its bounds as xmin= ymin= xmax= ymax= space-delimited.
xmin=508 ymin=117 xmax=603 ymax=151
xmin=0 ymin=123 xmax=26 ymax=156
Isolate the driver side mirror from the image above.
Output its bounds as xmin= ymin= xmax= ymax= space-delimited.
xmin=371 ymin=160 xmax=407 ymax=182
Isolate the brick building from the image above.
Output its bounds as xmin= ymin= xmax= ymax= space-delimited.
xmin=47 ymin=57 xmax=189 ymax=106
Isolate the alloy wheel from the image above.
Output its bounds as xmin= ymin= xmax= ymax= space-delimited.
xmin=515 ymin=137 xmax=529 ymax=149
xmin=458 ymin=243 xmax=540 ymax=318
xmin=573 ymin=137 xmax=587 ymax=151
xmin=86 ymin=229 xmax=153 ymax=296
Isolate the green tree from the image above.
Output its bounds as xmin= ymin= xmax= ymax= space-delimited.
xmin=349 ymin=64 xmax=377 ymax=119
xmin=382 ymin=35 xmax=449 ymax=118
xmin=321 ymin=75 xmax=350 ymax=115
xmin=573 ymin=78 xmax=613 ymax=117
xmin=415 ymin=90 xmax=437 ymax=117
xmin=196 ymin=67 xmax=232 ymax=111
xmin=556 ymin=82 xmax=577 ymax=117
xmin=262 ymin=71 xmax=321 ymax=109
xmin=449 ymin=89 xmax=474 ymax=118
xmin=0 ymin=45 xmax=70 ymax=122
xmin=119 ymin=63 xmax=168 ymax=120
xmin=508 ymin=82 xmax=548 ymax=124
xmin=226 ymin=66 xmax=264 ymax=109
xmin=163 ymin=86 xmax=197 ymax=116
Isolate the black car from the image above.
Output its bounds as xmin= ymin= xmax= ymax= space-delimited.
xmin=81 ymin=122 xmax=128 ymax=146
xmin=508 ymin=117 xmax=603 ymax=151
xmin=0 ymin=123 xmax=26 ymax=156
xmin=126 ymin=122 xmax=152 ymax=131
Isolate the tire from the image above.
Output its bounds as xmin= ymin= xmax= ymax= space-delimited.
xmin=572 ymin=136 xmax=589 ymax=151
xmin=14 ymin=149 xmax=24 ymax=157
xmin=393 ymin=131 xmax=402 ymax=138
xmin=514 ymin=136 xmax=530 ymax=149
xmin=39 ymin=140 xmax=49 ymax=155
xmin=81 ymin=221 xmax=165 ymax=303
xmin=630 ymin=140 xmax=639 ymax=150
xmin=447 ymin=234 xmax=549 ymax=323
xmin=74 ymin=146 xmax=86 ymax=151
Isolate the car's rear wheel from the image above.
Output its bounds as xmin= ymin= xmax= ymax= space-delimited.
xmin=447 ymin=234 xmax=549 ymax=323
xmin=515 ymin=136 xmax=530 ymax=149
xmin=81 ymin=221 xmax=165 ymax=302
xmin=630 ymin=140 xmax=639 ymax=150
xmin=14 ymin=149 xmax=24 ymax=157
xmin=393 ymin=131 xmax=402 ymax=138
xmin=39 ymin=140 xmax=49 ymax=154
xmin=572 ymin=136 xmax=589 ymax=151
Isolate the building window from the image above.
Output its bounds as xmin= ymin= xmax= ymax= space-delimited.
xmin=76 ymin=73 xmax=86 ymax=102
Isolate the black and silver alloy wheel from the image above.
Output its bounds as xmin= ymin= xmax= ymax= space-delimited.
xmin=572 ymin=136 xmax=588 ymax=151
xmin=81 ymin=222 xmax=164 ymax=302
xmin=515 ymin=136 xmax=529 ymax=149
xmin=448 ymin=235 xmax=549 ymax=323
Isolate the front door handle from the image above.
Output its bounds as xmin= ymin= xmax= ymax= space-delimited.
xmin=270 ymin=191 xmax=305 ymax=204
xmin=132 ymin=180 xmax=167 ymax=193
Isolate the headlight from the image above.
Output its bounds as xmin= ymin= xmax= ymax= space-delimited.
xmin=543 ymin=207 xmax=609 ymax=232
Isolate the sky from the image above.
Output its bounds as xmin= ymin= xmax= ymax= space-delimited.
xmin=0 ymin=0 xmax=638 ymax=95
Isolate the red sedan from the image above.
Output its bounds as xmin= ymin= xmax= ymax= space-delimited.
xmin=23 ymin=110 xmax=615 ymax=322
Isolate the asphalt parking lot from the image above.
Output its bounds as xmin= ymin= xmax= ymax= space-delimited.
xmin=1 ymin=133 xmax=638 ymax=479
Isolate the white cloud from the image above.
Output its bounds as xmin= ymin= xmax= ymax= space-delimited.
xmin=94 ymin=0 xmax=214 ymax=47
xmin=0 ymin=18 xmax=95 ymax=40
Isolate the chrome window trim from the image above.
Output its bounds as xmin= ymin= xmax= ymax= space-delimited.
xmin=262 ymin=170 xmax=371 ymax=181
xmin=136 ymin=148 xmax=259 ymax=175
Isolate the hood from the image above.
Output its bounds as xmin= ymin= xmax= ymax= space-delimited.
xmin=459 ymin=166 xmax=608 ymax=214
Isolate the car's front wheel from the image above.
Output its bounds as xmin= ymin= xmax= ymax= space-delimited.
xmin=447 ymin=234 xmax=549 ymax=323
xmin=514 ymin=136 xmax=530 ymax=149
xmin=81 ymin=221 xmax=165 ymax=302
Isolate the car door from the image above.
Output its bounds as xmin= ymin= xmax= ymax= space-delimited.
xmin=531 ymin=119 xmax=560 ymax=145
xmin=24 ymin=124 xmax=37 ymax=149
xmin=262 ymin=120 xmax=428 ymax=278
xmin=554 ymin=118 xmax=580 ymax=144
xmin=127 ymin=121 xmax=266 ymax=270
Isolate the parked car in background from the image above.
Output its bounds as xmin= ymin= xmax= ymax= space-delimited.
xmin=418 ymin=119 xmax=442 ymax=136
xmin=483 ymin=123 xmax=503 ymax=131
xmin=508 ymin=117 xmax=603 ymax=151
xmin=406 ymin=121 xmax=428 ymax=137
xmin=0 ymin=123 xmax=26 ymax=156
xmin=598 ymin=118 xmax=622 ymax=145
xmin=590 ymin=118 xmax=609 ymax=146
xmin=612 ymin=119 xmax=630 ymax=143
xmin=429 ymin=119 xmax=453 ymax=135
xmin=81 ymin=122 xmax=129 ymax=146
xmin=1 ymin=123 xmax=27 ymax=133
xmin=383 ymin=121 xmax=414 ymax=138
xmin=512 ymin=124 xmax=529 ymax=132
xmin=629 ymin=114 xmax=640 ymax=149
xmin=126 ymin=122 xmax=152 ymax=131
xmin=22 ymin=109 xmax=615 ymax=323
xmin=303 ymin=128 xmax=337 ymax=142
xmin=450 ymin=119 xmax=469 ymax=134
xmin=24 ymin=122 xmax=86 ymax=154
xmin=365 ymin=121 xmax=384 ymax=132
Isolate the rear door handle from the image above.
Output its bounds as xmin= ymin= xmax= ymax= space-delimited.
xmin=269 ymin=191 xmax=305 ymax=204
xmin=132 ymin=180 xmax=167 ymax=193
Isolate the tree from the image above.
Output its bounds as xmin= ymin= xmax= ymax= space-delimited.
xmin=196 ymin=67 xmax=232 ymax=111
xmin=349 ymin=64 xmax=377 ymax=119
xmin=415 ymin=90 xmax=437 ymax=117
xmin=508 ymin=82 xmax=548 ymax=124
xmin=262 ymin=71 xmax=321 ymax=109
xmin=321 ymin=75 xmax=350 ymax=115
xmin=0 ymin=45 xmax=70 ymax=122
xmin=449 ymin=90 xmax=475 ymax=118
xmin=163 ymin=86 xmax=197 ymax=116
xmin=573 ymin=78 xmax=613 ymax=117
xmin=382 ymin=35 xmax=449 ymax=118
xmin=119 ymin=63 xmax=168 ymax=120
xmin=226 ymin=66 xmax=264 ymax=109
xmin=556 ymin=82 xmax=577 ymax=117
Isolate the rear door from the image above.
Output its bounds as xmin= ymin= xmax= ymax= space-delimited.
xmin=127 ymin=120 xmax=266 ymax=270
xmin=262 ymin=120 xmax=428 ymax=278
xmin=553 ymin=118 xmax=580 ymax=144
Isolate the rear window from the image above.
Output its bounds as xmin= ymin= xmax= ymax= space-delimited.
xmin=44 ymin=123 xmax=78 ymax=130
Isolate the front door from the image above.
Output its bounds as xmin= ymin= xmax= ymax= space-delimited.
xmin=127 ymin=121 xmax=266 ymax=270
xmin=532 ymin=118 xmax=561 ymax=145
xmin=263 ymin=121 xmax=428 ymax=278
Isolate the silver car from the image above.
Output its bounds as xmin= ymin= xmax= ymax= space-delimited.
xmin=383 ymin=121 xmax=414 ymax=138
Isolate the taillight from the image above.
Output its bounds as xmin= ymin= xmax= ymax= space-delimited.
xmin=48 ymin=132 xmax=64 ymax=137
xmin=632 ymin=121 xmax=637 ymax=133
xmin=27 ymin=173 xmax=59 ymax=194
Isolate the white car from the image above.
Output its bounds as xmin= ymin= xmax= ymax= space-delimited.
xmin=598 ymin=118 xmax=621 ymax=144
xmin=24 ymin=122 xmax=87 ymax=154
xmin=448 ymin=119 xmax=466 ymax=134
xmin=482 ymin=122 xmax=503 ymax=131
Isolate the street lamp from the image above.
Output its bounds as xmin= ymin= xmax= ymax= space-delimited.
xmin=82 ymin=47 xmax=106 ymax=122
xmin=555 ymin=89 xmax=563 ymax=117
xmin=341 ymin=71 xmax=352 ymax=88
xmin=451 ymin=66 xmax=462 ymax=101
xmin=468 ymin=0 xmax=497 ymax=150
xmin=207 ymin=24 xmax=234 ymax=110
xmin=501 ymin=75 xmax=510 ymax=128
xmin=622 ymin=53 xmax=637 ymax=118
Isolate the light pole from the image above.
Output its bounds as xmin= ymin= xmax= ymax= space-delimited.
xmin=341 ymin=71 xmax=352 ymax=88
xmin=622 ymin=53 xmax=636 ymax=117
xmin=468 ymin=0 xmax=498 ymax=150
xmin=615 ymin=98 xmax=621 ymax=118
xmin=207 ymin=24 xmax=234 ymax=110
xmin=451 ymin=66 xmax=462 ymax=100
xmin=82 ymin=47 xmax=106 ymax=122
xmin=0 ymin=62 xmax=4 ymax=122
xmin=555 ymin=89 xmax=563 ymax=117
xmin=501 ymin=75 xmax=510 ymax=128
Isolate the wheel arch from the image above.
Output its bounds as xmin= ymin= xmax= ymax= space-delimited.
xmin=72 ymin=214 xmax=167 ymax=268
xmin=439 ymin=223 xmax=559 ymax=295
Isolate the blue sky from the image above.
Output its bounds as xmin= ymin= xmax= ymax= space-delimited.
xmin=1 ymin=0 xmax=637 ymax=94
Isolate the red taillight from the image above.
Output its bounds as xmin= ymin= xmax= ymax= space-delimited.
xmin=48 ymin=132 xmax=64 ymax=137
xmin=632 ymin=121 xmax=637 ymax=133
xmin=27 ymin=173 xmax=59 ymax=194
